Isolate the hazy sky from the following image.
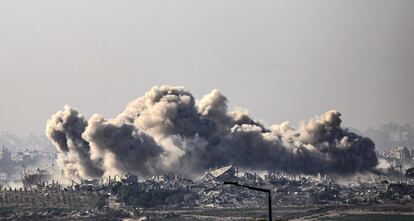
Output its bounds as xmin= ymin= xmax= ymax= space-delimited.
xmin=0 ymin=0 xmax=413 ymax=135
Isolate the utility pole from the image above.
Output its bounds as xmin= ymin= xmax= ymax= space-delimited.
xmin=224 ymin=181 xmax=272 ymax=221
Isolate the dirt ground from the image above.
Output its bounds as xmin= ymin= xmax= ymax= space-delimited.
xmin=2 ymin=189 xmax=414 ymax=220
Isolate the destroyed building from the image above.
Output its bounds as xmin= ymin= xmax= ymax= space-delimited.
xmin=4 ymin=160 xmax=414 ymax=221
xmin=121 ymin=173 xmax=139 ymax=185
xmin=22 ymin=168 xmax=53 ymax=188
xmin=203 ymin=166 xmax=237 ymax=182
xmin=382 ymin=146 xmax=413 ymax=165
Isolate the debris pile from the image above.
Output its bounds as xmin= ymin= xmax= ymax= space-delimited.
xmin=97 ymin=166 xmax=414 ymax=209
xmin=3 ymin=165 xmax=414 ymax=220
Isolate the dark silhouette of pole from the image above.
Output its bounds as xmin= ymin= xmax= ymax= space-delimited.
xmin=224 ymin=181 xmax=272 ymax=221
xmin=267 ymin=190 xmax=272 ymax=220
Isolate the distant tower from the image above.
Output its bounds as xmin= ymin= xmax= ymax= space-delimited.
xmin=1 ymin=146 xmax=12 ymax=162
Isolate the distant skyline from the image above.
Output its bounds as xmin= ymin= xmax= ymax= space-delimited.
xmin=1 ymin=0 xmax=413 ymax=135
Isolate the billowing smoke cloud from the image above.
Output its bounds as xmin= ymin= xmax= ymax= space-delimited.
xmin=46 ymin=85 xmax=378 ymax=179
xmin=45 ymin=106 xmax=103 ymax=178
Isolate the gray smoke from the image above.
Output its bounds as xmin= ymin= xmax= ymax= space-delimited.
xmin=46 ymin=85 xmax=378 ymax=179
xmin=45 ymin=106 xmax=103 ymax=178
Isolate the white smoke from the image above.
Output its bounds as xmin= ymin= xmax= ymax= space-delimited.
xmin=46 ymin=85 xmax=378 ymax=179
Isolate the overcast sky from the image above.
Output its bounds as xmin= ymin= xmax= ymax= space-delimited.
xmin=0 ymin=0 xmax=413 ymax=135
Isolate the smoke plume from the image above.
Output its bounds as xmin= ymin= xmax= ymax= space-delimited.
xmin=46 ymin=85 xmax=378 ymax=179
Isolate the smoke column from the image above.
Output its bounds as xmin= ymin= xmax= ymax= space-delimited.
xmin=46 ymin=85 xmax=378 ymax=179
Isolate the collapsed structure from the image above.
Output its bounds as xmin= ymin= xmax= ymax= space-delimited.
xmin=46 ymin=85 xmax=378 ymax=180
xmin=22 ymin=168 xmax=52 ymax=188
xmin=101 ymin=165 xmax=414 ymax=208
xmin=2 ymin=163 xmax=414 ymax=220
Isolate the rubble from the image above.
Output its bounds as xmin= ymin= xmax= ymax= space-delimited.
xmin=87 ymin=166 xmax=414 ymax=210
xmin=3 ymin=164 xmax=414 ymax=219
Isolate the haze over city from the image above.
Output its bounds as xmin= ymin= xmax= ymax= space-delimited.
xmin=1 ymin=1 xmax=414 ymax=220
